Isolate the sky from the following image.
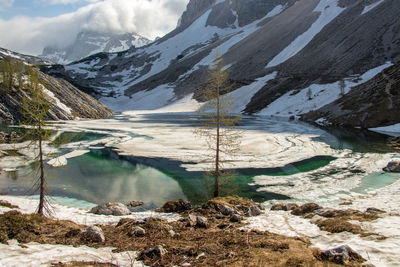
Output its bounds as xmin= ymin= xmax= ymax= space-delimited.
xmin=0 ymin=0 xmax=189 ymax=55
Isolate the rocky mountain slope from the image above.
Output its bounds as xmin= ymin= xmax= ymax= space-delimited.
xmin=0 ymin=51 xmax=113 ymax=124
xmin=302 ymin=61 xmax=400 ymax=128
xmin=0 ymin=48 xmax=52 ymax=66
xmin=40 ymin=30 xmax=151 ymax=64
xmin=42 ymin=0 xmax=400 ymax=128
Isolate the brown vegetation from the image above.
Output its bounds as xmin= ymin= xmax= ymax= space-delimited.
xmin=0 ymin=197 xmax=366 ymax=266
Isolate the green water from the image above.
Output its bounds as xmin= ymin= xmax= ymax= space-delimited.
xmin=353 ymin=172 xmax=400 ymax=193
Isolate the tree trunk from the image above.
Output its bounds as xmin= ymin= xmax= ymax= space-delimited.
xmin=214 ymin=87 xmax=220 ymax=198
xmin=38 ymin=122 xmax=45 ymax=215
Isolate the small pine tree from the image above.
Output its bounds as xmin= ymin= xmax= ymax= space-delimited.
xmin=339 ymin=78 xmax=346 ymax=96
xmin=20 ymin=65 xmax=52 ymax=216
xmin=307 ymin=88 xmax=312 ymax=100
xmin=195 ymin=57 xmax=241 ymax=198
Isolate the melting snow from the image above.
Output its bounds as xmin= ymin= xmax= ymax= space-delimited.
xmin=266 ymin=0 xmax=345 ymax=68
xmin=361 ymin=0 xmax=385 ymax=15
xmin=370 ymin=123 xmax=400 ymax=137
xmin=258 ymin=62 xmax=393 ymax=117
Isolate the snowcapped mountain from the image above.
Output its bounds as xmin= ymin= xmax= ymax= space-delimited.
xmin=40 ymin=30 xmax=151 ymax=64
xmin=43 ymin=0 xmax=400 ymax=128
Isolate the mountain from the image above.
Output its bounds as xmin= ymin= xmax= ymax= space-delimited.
xmin=40 ymin=30 xmax=151 ymax=64
xmin=302 ymin=61 xmax=400 ymax=128
xmin=42 ymin=0 xmax=400 ymax=128
xmin=0 ymin=47 xmax=52 ymax=65
xmin=0 ymin=48 xmax=113 ymax=124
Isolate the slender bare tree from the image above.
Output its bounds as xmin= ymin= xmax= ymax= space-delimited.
xmin=195 ymin=57 xmax=241 ymax=197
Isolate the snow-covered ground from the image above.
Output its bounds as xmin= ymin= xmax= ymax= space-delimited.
xmin=370 ymin=123 xmax=400 ymax=137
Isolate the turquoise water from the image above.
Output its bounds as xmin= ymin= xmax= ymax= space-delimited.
xmin=1 ymin=114 xmax=397 ymax=208
xmin=353 ymin=172 xmax=400 ymax=193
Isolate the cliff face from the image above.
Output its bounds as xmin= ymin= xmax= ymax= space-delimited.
xmin=0 ymin=71 xmax=113 ymax=124
xmin=302 ymin=62 xmax=400 ymax=128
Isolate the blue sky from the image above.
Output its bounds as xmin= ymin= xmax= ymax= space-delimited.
xmin=0 ymin=0 xmax=189 ymax=55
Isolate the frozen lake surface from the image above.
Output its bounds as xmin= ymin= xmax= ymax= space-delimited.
xmin=0 ymin=111 xmax=398 ymax=208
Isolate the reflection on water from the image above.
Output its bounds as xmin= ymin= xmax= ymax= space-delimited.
xmin=1 ymin=152 xmax=186 ymax=207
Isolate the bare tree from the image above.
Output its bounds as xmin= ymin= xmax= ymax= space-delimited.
xmin=20 ymin=65 xmax=52 ymax=215
xmin=195 ymin=57 xmax=241 ymax=198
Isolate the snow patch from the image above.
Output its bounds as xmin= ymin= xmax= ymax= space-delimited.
xmin=227 ymin=72 xmax=277 ymax=113
xmin=266 ymin=0 xmax=345 ymax=68
xmin=43 ymin=88 xmax=72 ymax=115
xmin=361 ymin=0 xmax=385 ymax=15
xmin=370 ymin=123 xmax=400 ymax=137
xmin=100 ymin=84 xmax=175 ymax=111
xmin=258 ymin=62 xmax=393 ymax=117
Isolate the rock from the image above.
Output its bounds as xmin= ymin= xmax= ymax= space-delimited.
xmin=158 ymin=199 xmax=192 ymax=213
xmin=196 ymin=216 xmax=208 ymax=228
xmin=125 ymin=200 xmax=144 ymax=209
xmin=291 ymin=203 xmax=321 ymax=216
xmin=383 ymin=161 xmax=400 ymax=173
xmin=80 ymin=226 xmax=105 ymax=243
xmin=366 ymin=207 xmax=385 ymax=213
xmin=271 ymin=203 xmax=299 ymax=211
xmin=188 ymin=214 xmax=208 ymax=228
xmin=248 ymin=205 xmax=262 ymax=216
xmin=321 ymin=245 xmax=365 ymax=264
xmin=141 ymin=245 xmax=166 ymax=258
xmin=90 ymin=202 xmax=130 ymax=216
xmin=132 ymin=226 xmax=146 ymax=237
xmin=230 ymin=214 xmax=242 ymax=223
xmin=221 ymin=204 xmax=236 ymax=216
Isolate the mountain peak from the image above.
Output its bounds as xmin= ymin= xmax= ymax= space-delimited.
xmin=40 ymin=30 xmax=151 ymax=64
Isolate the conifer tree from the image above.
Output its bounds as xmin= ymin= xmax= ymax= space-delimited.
xmin=20 ymin=65 xmax=52 ymax=215
xmin=196 ymin=57 xmax=241 ymax=198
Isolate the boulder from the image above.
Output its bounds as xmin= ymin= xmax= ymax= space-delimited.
xmin=132 ymin=226 xmax=146 ymax=237
xmin=247 ymin=205 xmax=262 ymax=216
xmin=291 ymin=203 xmax=321 ymax=216
xmin=125 ymin=200 xmax=144 ymax=209
xmin=230 ymin=214 xmax=242 ymax=223
xmin=321 ymin=245 xmax=365 ymax=264
xmin=80 ymin=226 xmax=105 ymax=243
xmin=140 ymin=245 xmax=166 ymax=259
xmin=158 ymin=199 xmax=192 ymax=213
xmin=271 ymin=203 xmax=299 ymax=211
xmin=383 ymin=161 xmax=400 ymax=173
xmin=188 ymin=214 xmax=208 ymax=228
xmin=220 ymin=204 xmax=236 ymax=216
xmin=90 ymin=202 xmax=130 ymax=216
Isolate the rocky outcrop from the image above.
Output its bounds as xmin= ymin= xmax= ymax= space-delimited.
xmin=89 ymin=202 xmax=131 ymax=216
xmin=0 ymin=69 xmax=112 ymax=124
xmin=80 ymin=226 xmax=105 ymax=243
xmin=158 ymin=199 xmax=192 ymax=213
xmin=383 ymin=161 xmax=400 ymax=173
xmin=302 ymin=62 xmax=400 ymax=128
xmin=321 ymin=245 xmax=365 ymax=265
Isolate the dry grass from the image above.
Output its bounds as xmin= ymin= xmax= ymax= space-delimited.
xmin=0 ymin=200 xmax=19 ymax=209
xmin=51 ymin=261 xmax=118 ymax=267
xmin=0 ymin=204 xmax=366 ymax=267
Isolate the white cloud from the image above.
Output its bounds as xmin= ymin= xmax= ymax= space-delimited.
xmin=0 ymin=0 xmax=189 ymax=55
xmin=0 ymin=0 xmax=14 ymax=8
xmin=43 ymin=0 xmax=100 ymax=4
